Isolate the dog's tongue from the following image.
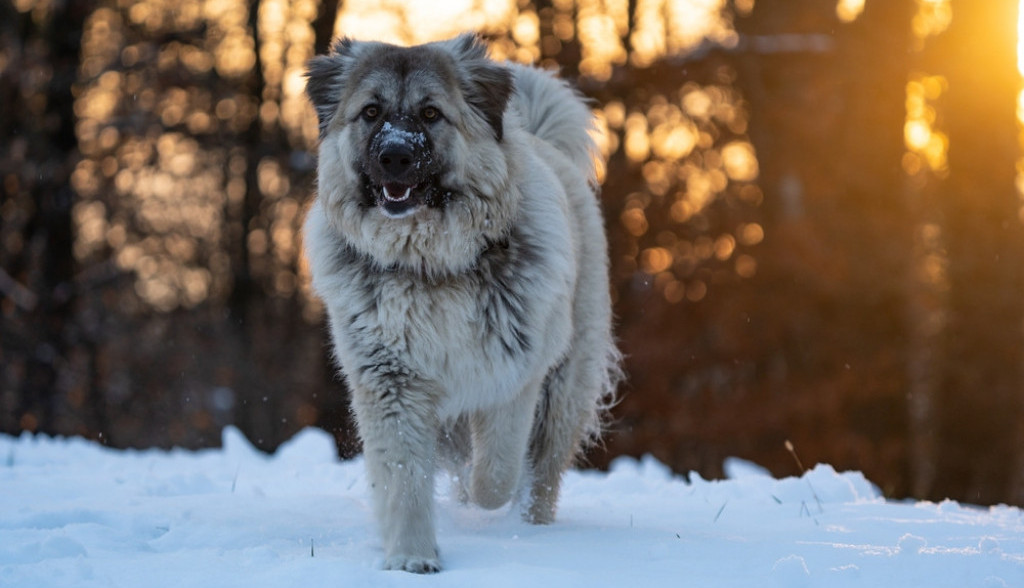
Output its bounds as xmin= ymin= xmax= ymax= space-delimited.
xmin=382 ymin=183 xmax=412 ymax=202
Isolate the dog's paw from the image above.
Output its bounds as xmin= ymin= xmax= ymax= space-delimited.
xmin=522 ymin=496 xmax=556 ymax=525
xmin=383 ymin=554 xmax=441 ymax=574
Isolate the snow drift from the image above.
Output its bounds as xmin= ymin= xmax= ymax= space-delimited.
xmin=1 ymin=427 xmax=1021 ymax=587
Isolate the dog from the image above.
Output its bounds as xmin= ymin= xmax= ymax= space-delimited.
xmin=302 ymin=34 xmax=621 ymax=573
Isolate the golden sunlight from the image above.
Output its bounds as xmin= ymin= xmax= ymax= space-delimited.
xmin=1019 ymin=0 xmax=1024 ymax=76
xmin=333 ymin=0 xmax=517 ymax=46
xmin=630 ymin=0 xmax=733 ymax=68
xmin=903 ymin=74 xmax=948 ymax=177
xmin=836 ymin=0 xmax=865 ymax=24
xmin=1015 ymin=0 xmax=1024 ymax=220
xmin=911 ymin=0 xmax=951 ymax=48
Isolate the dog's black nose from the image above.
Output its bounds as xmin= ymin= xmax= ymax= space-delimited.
xmin=378 ymin=144 xmax=415 ymax=177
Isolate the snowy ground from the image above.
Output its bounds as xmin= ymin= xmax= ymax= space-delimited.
xmin=2 ymin=427 xmax=1022 ymax=587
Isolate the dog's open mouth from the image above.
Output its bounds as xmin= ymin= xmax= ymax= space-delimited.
xmin=377 ymin=181 xmax=426 ymax=218
xmin=361 ymin=171 xmax=452 ymax=219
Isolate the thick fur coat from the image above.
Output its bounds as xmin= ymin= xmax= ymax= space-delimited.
xmin=303 ymin=34 xmax=621 ymax=573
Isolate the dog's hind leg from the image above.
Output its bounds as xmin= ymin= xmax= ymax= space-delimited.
xmin=523 ymin=359 xmax=580 ymax=524
xmin=524 ymin=342 xmax=617 ymax=524
xmin=468 ymin=378 xmax=543 ymax=510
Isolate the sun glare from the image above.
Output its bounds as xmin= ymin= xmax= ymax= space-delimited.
xmin=836 ymin=0 xmax=865 ymax=24
xmin=1019 ymin=0 xmax=1024 ymax=76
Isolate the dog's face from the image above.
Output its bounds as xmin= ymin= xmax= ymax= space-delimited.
xmin=305 ymin=36 xmax=520 ymax=273
xmin=318 ymin=44 xmax=493 ymax=221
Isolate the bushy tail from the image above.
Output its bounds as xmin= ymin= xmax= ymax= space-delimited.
xmin=509 ymin=64 xmax=599 ymax=184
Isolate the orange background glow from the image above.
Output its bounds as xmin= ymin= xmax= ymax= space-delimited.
xmin=3 ymin=0 xmax=1023 ymax=506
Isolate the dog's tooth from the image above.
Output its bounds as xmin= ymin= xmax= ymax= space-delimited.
xmin=381 ymin=185 xmax=413 ymax=202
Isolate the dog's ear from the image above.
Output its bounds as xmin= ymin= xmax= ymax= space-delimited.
xmin=305 ymin=38 xmax=359 ymax=138
xmin=444 ymin=34 xmax=513 ymax=142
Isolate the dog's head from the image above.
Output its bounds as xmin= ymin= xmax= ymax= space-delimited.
xmin=306 ymin=35 xmax=515 ymax=223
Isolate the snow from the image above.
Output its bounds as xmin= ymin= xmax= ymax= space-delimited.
xmin=377 ymin=121 xmax=427 ymax=149
xmin=2 ymin=427 xmax=1022 ymax=587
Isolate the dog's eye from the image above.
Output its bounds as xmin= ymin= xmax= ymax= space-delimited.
xmin=361 ymin=105 xmax=380 ymax=121
xmin=421 ymin=106 xmax=440 ymax=122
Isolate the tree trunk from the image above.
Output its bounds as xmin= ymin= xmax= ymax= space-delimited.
xmin=0 ymin=0 xmax=95 ymax=436
xmin=733 ymin=0 xmax=917 ymax=494
xmin=929 ymin=0 xmax=1024 ymax=504
xmin=313 ymin=0 xmax=340 ymax=55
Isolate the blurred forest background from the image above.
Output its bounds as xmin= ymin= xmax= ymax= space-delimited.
xmin=3 ymin=0 xmax=1024 ymax=506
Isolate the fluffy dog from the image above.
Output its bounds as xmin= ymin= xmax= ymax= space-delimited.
xmin=303 ymin=34 xmax=621 ymax=573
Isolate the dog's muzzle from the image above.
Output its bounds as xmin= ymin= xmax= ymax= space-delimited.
xmin=367 ymin=120 xmax=434 ymax=218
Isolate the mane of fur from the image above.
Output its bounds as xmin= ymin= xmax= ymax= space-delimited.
xmin=507 ymin=64 xmax=599 ymax=186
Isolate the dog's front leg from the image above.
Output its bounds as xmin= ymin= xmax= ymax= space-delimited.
xmin=351 ymin=379 xmax=441 ymax=573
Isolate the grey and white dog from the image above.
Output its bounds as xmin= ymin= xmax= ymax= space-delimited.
xmin=303 ymin=34 xmax=621 ymax=573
